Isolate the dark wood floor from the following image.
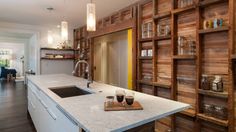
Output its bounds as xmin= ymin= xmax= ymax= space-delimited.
xmin=0 ymin=81 xmax=36 ymax=132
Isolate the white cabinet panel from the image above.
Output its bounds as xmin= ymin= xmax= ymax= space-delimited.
xmin=28 ymin=81 xmax=80 ymax=132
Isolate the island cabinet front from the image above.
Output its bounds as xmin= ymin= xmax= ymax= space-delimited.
xmin=27 ymin=81 xmax=81 ymax=132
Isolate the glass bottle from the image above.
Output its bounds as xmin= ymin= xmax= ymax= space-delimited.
xmin=201 ymin=74 xmax=210 ymax=90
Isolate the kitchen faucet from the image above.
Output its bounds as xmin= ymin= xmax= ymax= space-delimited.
xmin=72 ymin=60 xmax=93 ymax=88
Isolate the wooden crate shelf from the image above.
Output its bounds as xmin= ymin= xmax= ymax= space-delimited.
xmin=173 ymin=55 xmax=196 ymax=60
xmin=198 ymin=89 xmax=228 ymax=99
xmin=172 ymin=5 xmax=196 ymax=15
xmin=197 ymin=113 xmax=229 ymax=127
xmin=139 ymin=56 xmax=153 ymax=60
xmin=153 ymin=36 xmax=171 ymax=41
xmin=153 ymin=82 xmax=171 ymax=89
xmin=153 ymin=11 xmax=171 ymax=20
xmin=199 ymin=0 xmax=228 ymax=7
xmin=139 ymin=38 xmax=153 ymax=42
xmin=198 ymin=27 xmax=229 ymax=34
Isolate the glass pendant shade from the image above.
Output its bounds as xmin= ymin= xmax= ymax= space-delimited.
xmin=61 ymin=21 xmax=68 ymax=41
xmin=87 ymin=3 xmax=96 ymax=31
xmin=47 ymin=31 xmax=53 ymax=44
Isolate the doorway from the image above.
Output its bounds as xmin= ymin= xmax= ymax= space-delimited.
xmin=93 ymin=30 xmax=129 ymax=88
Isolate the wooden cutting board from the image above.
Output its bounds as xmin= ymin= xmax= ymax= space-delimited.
xmin=104 ymin=101 xmax=143 ymax=111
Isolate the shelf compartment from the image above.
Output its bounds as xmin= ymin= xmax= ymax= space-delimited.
xmin=139 ymin=38 xmax=153 ymax=42
xmin=197 ymin=113 xmax=228 ymax=127
xmin=198 ymin=27 xmax=229 ymax=34
xmin=173 ymin=55 xmax=196 ymax=60
xmin=153 ymin=11 xmax=171 ymax=20
xmin=139 ymin=56 xmax=153 ymax=60
xmin=179 ymin=108 xmax=196 ymax=117
xmin=153 ymin=82 xmax=171 ymax=89
xmin=199 ymin=0 xmax=228 ymax=7
xmin=172 ymin=5 xmax=196 ymax=15
xmin=153 ymin=36 xmax=171 ymax=41
xmin=198 ymin=89 xmax=228 ymax=99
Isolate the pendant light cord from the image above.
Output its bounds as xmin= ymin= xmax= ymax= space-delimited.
xmin=63 ymin=0 xmax=66 ymax=21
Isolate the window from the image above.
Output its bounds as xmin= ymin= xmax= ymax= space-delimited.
xmin=0 ymin=49 xmax=12 ymax=67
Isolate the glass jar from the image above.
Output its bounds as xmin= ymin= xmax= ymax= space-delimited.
xmin=214 ymin=106 xmax=227 ymax=120
xmin=178 ymin=36 xmax=185 ymax=55
xmin=212 ymin=75 xmax=223 ymax=92
xmin=201 ymin=74 xmax=210 ymax=90
xmin=203 ymin=104 xmax=214 ymax=116
xmin=164 ymin=25 xmax=171 ymax=36
xmin=157 ymin=24 xmax=162 ymax=37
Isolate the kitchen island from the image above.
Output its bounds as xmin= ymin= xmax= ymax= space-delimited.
xmin=27 ymin=74 xmax=189 ymax=132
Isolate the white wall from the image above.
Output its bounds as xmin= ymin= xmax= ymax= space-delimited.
xmin=0 ymin=21 xmax=74 ymax=75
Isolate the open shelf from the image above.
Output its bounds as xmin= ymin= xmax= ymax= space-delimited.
xmin=153 ymin=82 xmax=171 ymax=89
xmin=40 ymin=48 xmax=74 ymax=51
xmin=153 ymin=36 xmax=171 ymax=41
xmin=197 ymin=113 xmax=228 ymax=127
xmin=153 ymin=11 xmax=171 ymax=20
xmin=180 ymin=109 xmax=196 ymax=117
xmin=199 ymin=0 xmax=228 ymax=7
xmin=198 ymin=27 xmax=229 ymax=34
xmin=139 ymin=38 xmax=153 ymax=42
xmin=138 ymin=80 xmax=153 ymax=86
xmin=41 ymin=57 xmax=75 ymax=60
xmin=172 ymin=5 xmax=196 ymax=15
xmin=173 ymin=55 xmax=196 ymax=60
xmin=198 ymin=89 xmax=228 ymax=99
xmin=139 ymin=56 xmax=153 ymax=60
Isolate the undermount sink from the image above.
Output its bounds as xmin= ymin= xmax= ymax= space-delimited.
xmin=49 ymin=86 xmax=92 ymax=98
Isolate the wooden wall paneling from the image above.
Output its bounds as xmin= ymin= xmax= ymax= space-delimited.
xmin=175 ymin=114 xmax=196 ymax=132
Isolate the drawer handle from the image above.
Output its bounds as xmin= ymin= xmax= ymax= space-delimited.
xmin=47 ymin=109 xmax=57 ymax=120
xmin=40 ymin=100 xmax=48 ymax=109
xmin=56 ymin=105 xmax=78 ymax=126
xmin=30 ymin=100 xmax=36 ymax=109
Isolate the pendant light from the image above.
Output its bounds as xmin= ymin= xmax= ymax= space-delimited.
xmin=87 ymin=0 xmax=96 ymax=31
xmin=47 ymin=30 xmax=53 ymax=45
xmin=61 ymin=0 xmax=68 ymax=42
xmin=61 ymin=21 xmax=68 ymax=41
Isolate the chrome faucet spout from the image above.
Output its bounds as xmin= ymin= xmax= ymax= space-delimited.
xmin=72 ymin=60 xmax=93 ymax=88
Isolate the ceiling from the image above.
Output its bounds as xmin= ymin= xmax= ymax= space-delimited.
xmin=0 ymin=0 xmax=139 ymax=29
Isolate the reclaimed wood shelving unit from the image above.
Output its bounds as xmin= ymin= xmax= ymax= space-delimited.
xmin=136 ymin=0 xmax=235 ymax=131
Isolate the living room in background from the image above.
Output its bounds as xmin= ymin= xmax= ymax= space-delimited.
xmin=0 ymin=42 xmax=25 ymax=77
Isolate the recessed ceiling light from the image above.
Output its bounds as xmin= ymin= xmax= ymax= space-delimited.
xmin=46 ymin=7 xmax=54 ymax=11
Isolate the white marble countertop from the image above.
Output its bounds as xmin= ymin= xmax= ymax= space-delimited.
xmin=28 ymin=74 xmax=190 ymax=132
